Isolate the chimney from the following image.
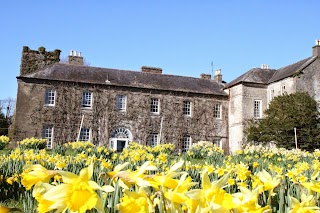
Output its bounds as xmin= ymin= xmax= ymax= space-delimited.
xmin=312 ymin=40 xmax=320 ymax=57
xmin=20 ymin=46 xmax=61 ymax=76
xmin=200 ymin=73 xmax=211 ymax=79
xmin=68 ymin=50 xmax=84 ymax=65
xmin=141 ymin=66 xmax=162 ymax=74
xmin=261 ymin=64 xmax=269 ymax=69
xmin=214 ymin=69 xmax=222 ymax=83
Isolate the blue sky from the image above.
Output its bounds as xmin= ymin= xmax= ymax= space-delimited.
xmin=0 ymin=1 xmax=319 ymax=100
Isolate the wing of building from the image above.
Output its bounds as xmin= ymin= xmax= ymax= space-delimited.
xmin=224 ymin=40 xmax=320 ymax=152
xmin=14 ymin=47 xmax=229 ymax=152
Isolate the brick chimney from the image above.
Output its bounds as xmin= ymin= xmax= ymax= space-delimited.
xmin=214 ymin=69 xmax=222 ymax=83
xmin=68 ymin=50 xmax=84 ymax=65
xmin=313 ymin=40 xmax=320 ymax=57
xmin=200 ymin=73 xmax=211 ymax=80
xmin=141 ymin=66 xmax=162 ymax=74
xmin=20 ymin=46 xmax=61 ymax=76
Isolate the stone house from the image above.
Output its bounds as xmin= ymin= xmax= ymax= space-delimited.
xmin=225 ymin=40 xmax=320 ymax=152
xmin=14 ymin=47 xmax=229 ymax=152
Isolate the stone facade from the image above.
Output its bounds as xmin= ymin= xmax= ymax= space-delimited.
xmin=14 ymin=46 xmax=229 ymax=152
xmin=226 ymin=41 xmax=320 ymax=151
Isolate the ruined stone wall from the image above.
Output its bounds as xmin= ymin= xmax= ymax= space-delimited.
xmin=20 ymin=46 xmax=61 ymax=76
xmin=14 ymin=79 xmax=229 ymax=151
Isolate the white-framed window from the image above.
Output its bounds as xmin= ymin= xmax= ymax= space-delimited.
xmin=270 ymin=89 xmax=274 ymax=101
xmin=254 ymin=100 xmax=262 ymax=118
xmin=183 ymin=101 xmax=192 ymax=116
xmin=213 ymin=138 xmax=222 ymax=148
xmin=42 ymin=125 xmax=54 ymax=148
xmin=148 ymin=133 xmax=159 ymax=147
xmin=213 ymin=104 xmax=222 ymax=119
xmin=181 ymin=135 xmax=191 ymax=152
xmin=150 ymin=98 xmax=160 ymax=114
xmin=82 ymin=91 xmax=92 ymax=108
xmin=79 ymin=128 xmax=91 ymax=141
xmin=45 ymin=89 xmax=55 ymax=106
xmin=116 ymin=95 xmax=127 ymax=111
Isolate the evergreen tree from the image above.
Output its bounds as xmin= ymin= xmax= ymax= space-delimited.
xmin=244 ymin=92 xmax=320 ymax=150
xmin=0 ymin=112 xmax=8 ymax=136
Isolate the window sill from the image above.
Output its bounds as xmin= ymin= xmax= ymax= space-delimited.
xmin=44 ymin=104 xmax=55 ymax=107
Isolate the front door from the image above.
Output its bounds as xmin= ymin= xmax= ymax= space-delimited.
xmin=116 ymin=140 xmax=126 ymax=152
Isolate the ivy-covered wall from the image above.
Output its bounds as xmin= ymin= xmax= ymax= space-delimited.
xmin=20 ymin=46 xmax=61 ymax=76
xmin=14 ymin=79 xmax=229 ymax=151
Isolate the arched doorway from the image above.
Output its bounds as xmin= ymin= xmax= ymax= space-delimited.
xmin=109 ymin=127 xmax=133 ymax=152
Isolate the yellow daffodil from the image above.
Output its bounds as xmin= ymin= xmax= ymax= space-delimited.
xmin=21 ymin=164 xmax=57 ymax=190
xmin=118 ymin=187 xmax=153 ymax=213
xmin=0 ymin=206 xmax=22 ymax=213
xmin=185 ymin=170 xmax=234 ymax=212
xmin=289 ymin=193 xmax=320 ymax=213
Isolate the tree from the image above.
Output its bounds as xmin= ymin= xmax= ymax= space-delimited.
xmin=244 ymin=92 xmax=320 ymax=150
xmin=0 ymin=112 xmax=8 ymax=136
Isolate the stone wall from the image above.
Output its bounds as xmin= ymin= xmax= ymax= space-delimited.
xmin=296 ymin=59 xmax=320 ymax=102
xmin=14 ymin=79 xmax=229 ymax=151
xmin=20 ymin=46 xmax=61 ymax=76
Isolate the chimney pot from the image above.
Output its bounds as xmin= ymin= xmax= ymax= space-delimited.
xmin=68 ymin=50 xmax=84 ymax=65
xmin=313 ymin=40 xmax=320 ymax=57
xmin=214 ymin=69 xmax=222 ymax=83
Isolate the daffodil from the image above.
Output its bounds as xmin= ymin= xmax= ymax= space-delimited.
xmin=288 ymin=193 xmax=320 ymax=213
xmin=118 ymin=187 xmax=154 ymax=213
xmin=35 ymin=163 xmax=107 ymax=213
xmin=185 ymin=169 xmax=234 ymax=212
xmin=21 ymin=164 xmax=57 ymax=190
xmin=0 ymin=206 xmax=23 ymax=213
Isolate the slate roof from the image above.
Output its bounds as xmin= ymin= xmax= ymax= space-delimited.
xmin=225 ymin=68 xmax=276 ymax=88
xmin=18 ymin=63 xmax=228 ymax=96
xmin=268 ymin=56 xmax=317 ymax=83
xmin=226 ymin=56 xmax=318 ymax=88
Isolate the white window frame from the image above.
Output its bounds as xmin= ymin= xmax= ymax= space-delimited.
xmin=82 ymin=91 xmax=92 ymax=108
xmin=148 ymin=133 xmax=159 ymax=147
xmin=150 ymin=98 xmax=160 ymax=114
xmin=181 ymin=135 xmax=191 ymax=152
xmin=183 ymin=100 xmax=192 ymax=116
xmin=213 ymin=138 xmax=222 ymax=149
xmin=254 ymin=100 xmax=262 ymax=119
xmin=42 ymin=125 xmax=54 ymax=148
xmin=213 ymin=104 xmax=222 ymax=119
xmin=116 ymin=95 xmax=127 ymax=111
xmin=45 ymin=89 xmax=56 ymax=106
xmin=79 ymin=128 xmax=91 ymax=142
xmin=270 ymin=89 xmax=274 ymax=102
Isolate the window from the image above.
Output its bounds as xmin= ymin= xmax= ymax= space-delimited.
xmin=82 ymin=91 xmax=92 ymax=108
xmin=183 ymin=101 xmax=192 ymax=116
xmin=213 ymin=104 xmax=222 ymax=119
xmin=42 ymin=126 xmax=54 ymax=148
xmin=270 ymin=89 xmax=274 ymax=101
xmin=45 ymin=89 xmax=55 ymax=106
xmin=181 ymin=135 xmax=191 ymax=152
xmin=213 ymin=138 xmax=222 ymax=148
xmin=79 ymin=128 xmax=90 ymax=141
xmin=150 ymin=98 xmax=160 ymax=114
xmin=281 ymin=85 xmax=286 ymax=95
xmin=116 ymin=95 xmax=127 ymax=111
xmin=254 ymin=100 xmax=262 ymax=118
xmin=148 ymin=133 xmax=159 ymax=147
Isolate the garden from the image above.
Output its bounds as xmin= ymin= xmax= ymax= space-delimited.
xmin=1 ymin=136 xmax=320 ymax=213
